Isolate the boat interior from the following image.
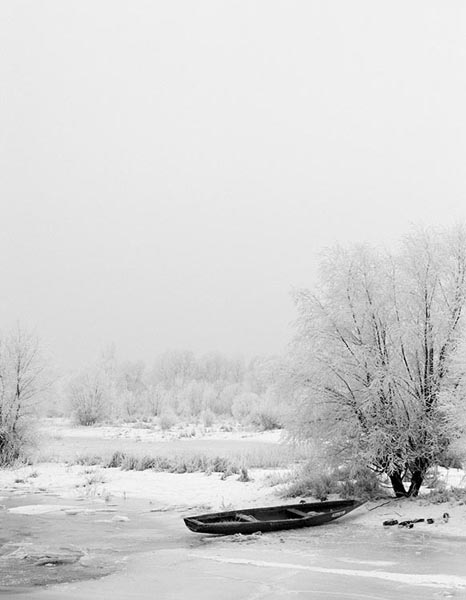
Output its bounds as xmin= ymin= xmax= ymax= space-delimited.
xmin=198 ymin=508 xmax=322 ymax=524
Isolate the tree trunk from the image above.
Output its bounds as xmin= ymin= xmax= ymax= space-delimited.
xmin=389 ymin=472 xmax=408 ymax=497
xmin=407 ymin=470 xmax=424 ymax=497
xmin=407 ymin=458 xmax=428 ymax=497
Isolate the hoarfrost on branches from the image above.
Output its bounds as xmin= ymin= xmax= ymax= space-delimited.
xmin=288 ymin=226 xmax=466 ymax=497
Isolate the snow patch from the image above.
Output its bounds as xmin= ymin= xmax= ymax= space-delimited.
xmin=195 ymin=555 xmax=466 ymax=589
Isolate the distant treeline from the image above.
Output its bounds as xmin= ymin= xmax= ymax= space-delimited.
xmin=64 ymin=350 xmax=285 ymax=429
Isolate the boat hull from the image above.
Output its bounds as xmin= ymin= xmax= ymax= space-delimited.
xmin=184 ymin=499 xmax=363 ymax=535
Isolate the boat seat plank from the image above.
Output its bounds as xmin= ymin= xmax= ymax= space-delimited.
xmin=287 ymin=508 xmax=320 ymax=518
xmin=236 ymin=513 xmax=259 ymax=522
xmin=287 ymin=508 xmax=309 ymax=517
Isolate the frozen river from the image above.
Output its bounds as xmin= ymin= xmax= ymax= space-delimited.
xmin=2 ymin=493 xmax=466 ymax=599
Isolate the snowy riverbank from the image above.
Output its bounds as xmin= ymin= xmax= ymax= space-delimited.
xmin=1 ymin=461 xmax=466 ymax=540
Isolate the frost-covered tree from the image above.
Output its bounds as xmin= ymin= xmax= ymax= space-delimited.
xmin=0 ymin=326 xmax=47 ymax=464
xmin=152 ymin=350 xmax=196 ymax=387
xmin=116 ymin=360 xmax=147 ymax=418
xmin=288 ymin=227 xmax=466 ymax=497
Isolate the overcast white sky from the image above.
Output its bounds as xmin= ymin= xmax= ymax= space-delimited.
xmin=1 ymin=1 xmax=465 ymax=367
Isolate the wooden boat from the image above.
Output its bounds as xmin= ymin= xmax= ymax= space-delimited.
xmin=184 ymin=499 xmax=364 ymax=535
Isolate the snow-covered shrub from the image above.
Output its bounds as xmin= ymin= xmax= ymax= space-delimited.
xmin=158 ymin=408 xmax=178 ymax=430
xmin=200 ymin=408 xmax=215 ymax=428
xmin=250 ymin=401 xmax=282 ymax=430
xmin=68 ymin=369 xmax=112 ymax=426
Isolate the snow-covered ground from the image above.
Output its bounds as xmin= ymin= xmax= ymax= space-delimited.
xmin=0 ymin=462 xmax=282 ymax=513
xmin=1 ymin=419 xmax=292 ymax=516
xmin=2 ymin=418 xmax=466 ymax=539
xmin=39 ymin=417 xmax=284 ymax=444
xmin=2 ymin=462 xmax=466 ymax=537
